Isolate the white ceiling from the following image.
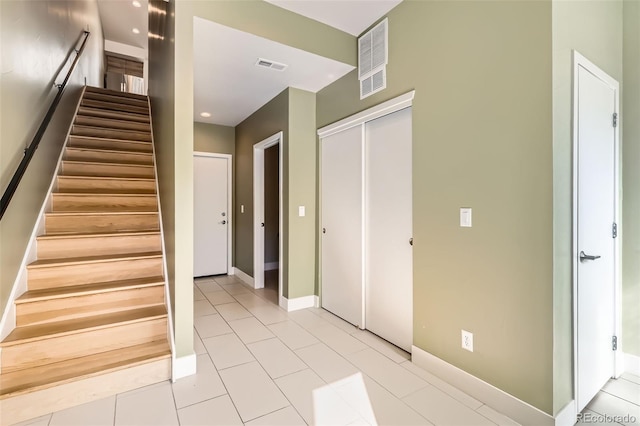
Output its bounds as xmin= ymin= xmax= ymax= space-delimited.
xmin=193 ymin=17 xmax=354 ymax=126
xmin=97 ymin=0 xmax=148 ymax=50
xmin=265 ymin=0 xmax=402 ymax=36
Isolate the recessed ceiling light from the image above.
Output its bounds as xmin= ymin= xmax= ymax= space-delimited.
xmin=200 ymin=112 xmax=211 ymax=118
xmin=132 ymin=0 xmax=141 ymax=7
xmin=132 ymin=28 xmax=140 ymax=34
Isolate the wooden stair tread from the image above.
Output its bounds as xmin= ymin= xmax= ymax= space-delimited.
xmin=28 ymin=251 xmax=162 ymax=268
xmin=52 ymin=192 xmax=157 ymax=198
xmin=1 ymin=305 xmax=167 ymax=346
xmin=75 ymin=116 xmax=150 ymax=128
xmin=38 ymin=230 xmax=160 ymax=240
xmin=77 ymin=107 xmax=150 ymax=123
xmin=46 ymin=211 xmax=157 ymax=217
xmin=57 ymin=175 xmax=154 ymax=182
xmin=85 ymin=86 xmax=148 ymax=101
xmin=16 ymin=276 xmax=165 ymax=303
xmin=0 ymin=340 xmax=170 ymax=398
xmin=65 ymin=147 xmax=153 ymax=157
xmin=68 ymin=135 xmax=152 ymax=146
xmin=83 ymin=92 xmax=149 ymax=107
xmin=72 ymin=125 xmax=150 ymax=135
xmin=61 ymin=160 xmax=154 ymax=168
xmin=51 ymin=187 xmax=156 ymax=195
xmin=81 ymin=99 xmax=149 ymax=115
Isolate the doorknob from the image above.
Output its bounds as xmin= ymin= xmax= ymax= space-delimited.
xmin=322 ymin=228 xmax=326 ymax=234
xmin=579 ymin=251 xmax=601 ymax=262
xmin=409 ymin=238 xmax=413 ymax=246
xmin=261 ymin=223 xmax=265 ymax=227
xmin=221 ymin=220 xmax=226 ymax=225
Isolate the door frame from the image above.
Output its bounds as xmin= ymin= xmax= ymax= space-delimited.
xmin=253 ymin=132 xmax=283 ymax=304
xmin=193 ymin=151 xmax=233 ymax=275
xmin=571 ymin=50 xmax=622 ymax=413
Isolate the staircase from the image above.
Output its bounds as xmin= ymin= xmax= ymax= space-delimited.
xmin=0 ymin=87 xmax=171 ymax=425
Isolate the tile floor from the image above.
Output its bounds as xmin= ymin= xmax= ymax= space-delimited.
xmin=15 ymin=274 xmax=639 ymax=426
xmin=579 ymin=374 xmax=640 ymax=426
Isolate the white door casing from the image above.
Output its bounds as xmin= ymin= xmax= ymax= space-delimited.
xmin=365 ymin=107 xmax=413 ymax=352
xmin=193 ymin=153 xmax=231 ymax=277
xmin=321 ymin=125 xmax=364 ymax=327
xmin=573 ymin=51 xmax=620 ymax=412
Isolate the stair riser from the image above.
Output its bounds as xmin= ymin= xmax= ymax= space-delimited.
xmin=28 ymin=257 xmax=163 ymax=290
xmin=83 ymin=92 xmax=149 ymax=108
xmin=38 ymin=234 xmax=161 ymax=259
xmin=72 ymin=125 xmax=151 ymax=142
xmin=64 ymin=149 xmax=153 ymax=165
xmin=61 ymin=162 xmax=155 ymax=178
xmin=85 ymin=87 xmax=148 ymax=101
xmin=16 ymin=286 xmax=165 ymax=327
xmin=1 ymin=318 xmax=167 ymax=374
xmin=67 ymin=136 xmax=152 ymax=153
xmin=51 ymin=195 xmax=157 ymax=213
xmin=77 ymin=107 xmax=150 ymax=124
xmin=81 ymin=99 xmax=148 ymax=115
xmin=75 ymin=116 xmax=150 ymax=132
xmin=57 ymin=177 xmax=156 ymax=194
xmin=45 ymin=213 xmax=159 ymax=234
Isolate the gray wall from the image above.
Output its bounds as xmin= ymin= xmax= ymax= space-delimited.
xmin=317 ymin=1 xmax=554 ymax=414
xmin=0 ymin=0 xmax=104 ymax=318
xmin=622 ymin=0 xmax=640 ymax=359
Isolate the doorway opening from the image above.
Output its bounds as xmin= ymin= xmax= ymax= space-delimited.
xmin=253 ymin=132 xmax=283 ymax=307
xmin=572 ymin=51 xmax=622 ymax=415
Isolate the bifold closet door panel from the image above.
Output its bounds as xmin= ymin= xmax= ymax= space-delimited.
xmin=321 ymin=125 xmax=363 ymax=327
xmin=365 ymin=107 xmax=413 ymax=351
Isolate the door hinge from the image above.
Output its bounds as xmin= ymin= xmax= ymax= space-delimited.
xmin=613 ymin=113 xmax=618 ymax=128
xmin=612 ymin=222 xmax=618 ymax=238
xmin=612 ymin=335 xmax=618 ymax=351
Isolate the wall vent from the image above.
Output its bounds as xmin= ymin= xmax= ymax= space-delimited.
xmin=256 ymin=58 xmax=288 ymax=71
xmin=358 ymin=18 xmax=388 ymax=99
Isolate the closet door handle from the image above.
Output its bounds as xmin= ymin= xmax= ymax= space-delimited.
xmin=409 ymin=238 xmax=413 ymax=246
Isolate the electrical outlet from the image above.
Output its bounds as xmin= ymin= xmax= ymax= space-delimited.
xmin=461 ymin=330 xmax=473 ymax=352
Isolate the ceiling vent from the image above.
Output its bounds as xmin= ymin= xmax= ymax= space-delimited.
xmin=358 ymin=18 xmax=388 ymax=99
xmin=256 ymin=58 xmax=288 ymax=71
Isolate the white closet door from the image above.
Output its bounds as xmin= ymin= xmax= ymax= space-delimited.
xmin=321 ymin=126 xmax=363 ymax=327
xmin=194 ymin=155 xmax=229 ymax=277
xmin=365 ymin=107 xmax=413 ymax=351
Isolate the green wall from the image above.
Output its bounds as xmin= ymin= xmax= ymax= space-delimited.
xmin=317 ymin=0 xmax=554 ymax=414
xmin=623 ymin=0 xmax=640 ymax=358
xmin=0 ymin=0 xmax=104 ymax=320
xmin=194 ymin=122 xmax=235 ymax=156
xmin=551 ymin=0 xmax=624 ymax=411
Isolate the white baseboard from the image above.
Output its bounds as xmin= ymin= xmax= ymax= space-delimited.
xmin=233 ymin=267 xmax=254 ymax=286
xmin=554 ymin=400 xmax=576 ymax=426
xmin=624 ymin=352 xmax=640 ymax=376
xmin=279 ymin=295 xmax=318 ymax=312
xmin=411 ymin=346 xmax=553 ymax=426
xmin=265 ymin=262 xmax=279 ymax=271
xmin=172 ymin=352 xmax=197 ymax=381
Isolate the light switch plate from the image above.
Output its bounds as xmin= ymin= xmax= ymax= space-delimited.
xmin=460 ymin=208 xmax=472 ymax=227
xmin=298 ymin=206 xmax=305 ymax=217
xmin=241 ymin=205 xmax=244 ymax=213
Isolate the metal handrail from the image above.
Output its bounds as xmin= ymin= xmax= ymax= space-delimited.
xmin=0 ymin=30 xmax=91 ymax=220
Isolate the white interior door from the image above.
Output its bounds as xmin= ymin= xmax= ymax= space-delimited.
xmin=576 ymin=62 xmax=617 ymax=411
xmin=365 ymin=107 xmax=413 ymax=351
xmin=194 ymin=155 xmax=229 ymax=277
xmin=321 ymin=125 xmax=363 ymax=326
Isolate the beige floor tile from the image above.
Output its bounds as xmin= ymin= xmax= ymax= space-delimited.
xmin=296 ymin=342 xmax=360 ymax=383
xmin=269 ymin=320 xmax=319 ymax=350
xmin=346 ymin=349 xmax=427 ymax=398
xmin=248 ymin=338 xmax=307 ymax=379
xmin=221 ymin=283 xmax=252 ymax=295
xmin=205 ymin=290 xmax=236 ymax=305
xmin=577 ymin=409 xmax=621 ymax=425
xmin=312 ymin=308 xmax=359 ymax=335
xmin=622 ymin=373 xmax=640 ymax=385
xmin=399 ymin=360 xmax=483 ymax=410
xmin=115 ymin=381 xmax=178 ymax=426
xmin=215 ymin=302 xmax=252 ymax=321
xmin=228 ymin=317 xmax=275 ymax=343
xmin=219 ymin=361 xmax=289 ymax=422
xmin=177 ymin=394 xmax=243 ymax=426
xmin=194 ymin=313 xmax=232 ymax=338
xmin=172 ymin=354 xmax=226 ymax=409
xmin=275 ymin=368 xmax=362 ymax=425
xmin=203 ymin=333 xmax=255 ymax=370
xmin=49 ymin=396 xmax=115 ymax=426
xmin=215 ymin=275 xmax=243 ymax=285
xmin=587 ymin=391 xmax=640 ymax=425
xmin=245 ymin=406 xmax=306 ymax=426
xmin=234 ymin=293 xmax=271 ymax=308
xmin=477 ymin=405 xmax=521 ymax=426
xmin=196 ymin=280 xmax=223 ymax=293
xmin=332 ymin=373 xmax=432 ymax=426
xmin=603 ymin=378 xmax=640 ymax=405
xmin=194 ymin=286 xmax=206 ymax=301
xmin=288 ymin=309 xmax=328 ymax=330
xmin=12 ymin=414 xmax=52 ymax=426
xmin=194 ymin=329 xmax=207 ymax=355
xmin=352 ymin=329 xmax=410 ymax=363
xmin=308 ymin=323 xmax=368 ymax=356
xmin=249 ymin=305 xmax=290 ymax=325
xmin=194 ymin=299 xmax=217 ymax=317
xmin=403 ymin=384 xmax=495 ymax=426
